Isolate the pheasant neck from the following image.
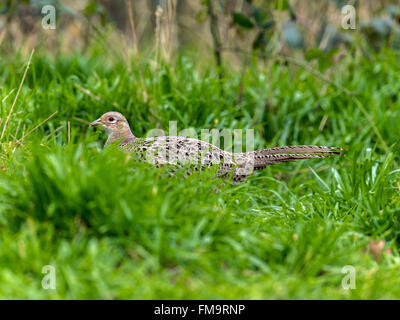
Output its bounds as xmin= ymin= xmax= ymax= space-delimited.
xmin=106 ymin=128 xmax=137 ymax=146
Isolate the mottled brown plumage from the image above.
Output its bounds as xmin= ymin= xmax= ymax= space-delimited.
xmin=90 ymin=112 xmax=343 ymax=181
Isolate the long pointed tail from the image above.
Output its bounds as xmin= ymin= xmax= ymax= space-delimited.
xmin=258 ymin=145 xmax=343 ymax=155
xmin=246 ymin=145 xmax=343 ymax=170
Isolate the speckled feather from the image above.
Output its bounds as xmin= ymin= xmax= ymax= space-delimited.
xmin=90 ymin=112 xmax=343 ymax=182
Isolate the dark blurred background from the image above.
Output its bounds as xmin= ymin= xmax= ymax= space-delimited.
xmin=1 ymin=0 xmax=400 ymax=66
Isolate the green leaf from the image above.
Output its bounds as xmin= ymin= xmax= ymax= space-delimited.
xmin=232 ymin=12 xmax=254 ymax=29
xmin=253 ymin=31 xmax=267 ymax=50
xmin=305 ymin=48 xmax=325 ymax=61
xmin=252 ymin=7 xmax=265 ymax=27
xmin=262 ymin=21 xmax=275 ymax=30
xmin=276 ymin=0 xmax=290 ymax=11
xmin=83 ymin=1 xmax=98 ymax=16
xmin=305 ymin=48 xmax=334 ymax=72
xmin=251 ymin=7 xmax=274 ymax=30
xmin=161 ymin=73 xmax=172 ymax=95
xmin=196 ymin=8 xmax=207 ymax=23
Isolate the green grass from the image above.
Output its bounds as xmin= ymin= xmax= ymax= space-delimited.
xmin=1 ymin=45 xmax=400 ymax=299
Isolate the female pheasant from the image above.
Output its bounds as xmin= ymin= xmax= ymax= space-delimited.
xmin=90 ymin=112 xmax=343 ymax=182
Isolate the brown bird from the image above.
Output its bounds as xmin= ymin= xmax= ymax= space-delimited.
xmin=90 ymin=112 xmax=343 ymax=182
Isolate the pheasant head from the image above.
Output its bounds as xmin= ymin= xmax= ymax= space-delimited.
xmin=90 ymin=111 xmax=136 ymax=146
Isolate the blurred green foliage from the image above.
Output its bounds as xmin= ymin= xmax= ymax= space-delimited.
xmin=1 ymin=0 xmax=400 ymax=300
xmin=0 ymin=38 xmax=400 ymax=297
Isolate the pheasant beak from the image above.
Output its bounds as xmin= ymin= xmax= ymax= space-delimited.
xmin=90 ymin=119 xmax=102 ymax=127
